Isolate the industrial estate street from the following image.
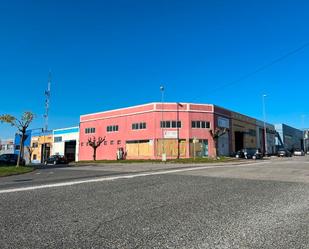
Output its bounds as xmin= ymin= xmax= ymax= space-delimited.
xmin=0 ymin=157 xmax=309 ymax=248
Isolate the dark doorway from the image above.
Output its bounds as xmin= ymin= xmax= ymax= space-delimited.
xmin=235 ymin=131 xmax=244 ymax=152
xmin=65 ymin=140 xmax=76 ymax=162
xmin=41 ymin=144 xmax=51 ymax=163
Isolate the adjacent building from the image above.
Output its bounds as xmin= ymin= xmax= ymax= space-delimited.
xmin=275 ymin=124 xmax=304 ymax=151
xmin=0 ymin=138 xmax=14 ymax=155
xmin=30 ymin=131 xmax=53 ymax=164
xmin=52 ymin=127 xmax=79 ymax=162
xmin=14 ymin=129 xmax=33 ymax=164
xmin=78 ymin=102 xmax=276 ymax=161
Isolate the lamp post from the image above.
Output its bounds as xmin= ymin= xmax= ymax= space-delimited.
xmin=160 ymin=86 xmax=166 ymax=161
xmin=176 ymin=102 xmax=181 ymax=159
xmin=301 ymin=115 xmax=306 ymax=153
xmin=262 ymin=94 xmax=268 ymax=156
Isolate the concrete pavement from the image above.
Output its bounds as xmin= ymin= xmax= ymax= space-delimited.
xmin=0 ymin=157 xmax=308 ymax=248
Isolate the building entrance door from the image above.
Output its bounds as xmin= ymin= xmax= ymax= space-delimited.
xmin=235 ymin=132 xmax=244 ymax=152
xmin=65 ymin=140 xmax=76 ymax=162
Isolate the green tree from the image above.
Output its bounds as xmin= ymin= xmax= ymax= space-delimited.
xmin=0 ymin=112 xmax=35 ymax=166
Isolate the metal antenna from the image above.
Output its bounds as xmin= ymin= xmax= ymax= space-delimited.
xmin=44 ymin=71 xmax=51 ymax=132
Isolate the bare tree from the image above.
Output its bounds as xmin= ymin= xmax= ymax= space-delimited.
xmin=88 ymin=136 xmax=105 ymax=161
xmin=209 ymin=127 xmax=229 ymax=159
xmin=0 ymin=112 xmax=35 ymax=166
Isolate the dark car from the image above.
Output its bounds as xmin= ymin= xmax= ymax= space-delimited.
xmin=277 ymin=148 xmax=292 ymax=157
xmin=235 ymin=148 xmax=263 ymax=160
xmin=0 ymin=154 xmax=25 ymax=166
xmin=44 ymin=155 xmax=67 ymax=165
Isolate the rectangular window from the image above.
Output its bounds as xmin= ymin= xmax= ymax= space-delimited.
xmin=132 ymin=122 xmax=146 ymax=130
xmin=110 ymin=140 xmax=114 ymax=145
xmin=192 ymin=121 xmax=210 ymax=129
xmin=104 ymin=141 xmax=107 ymax=145
xmin=85 ymin=128 xmax=95 ymax=134
xmin=161 ymin=120 xmax=181 ymax=128
xmin=32 ymin=142 xmax=38 ymax=148
xmin=117 ymin=140 xmax=121 ymax=145
xmin=33 ymin=154 xmax=37 ymax=160
xmin=54 ymin=136 xmax=62 ymax=143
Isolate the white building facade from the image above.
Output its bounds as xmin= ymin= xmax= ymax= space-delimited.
xmin=52 ymin=127 xmax=79 ymax=162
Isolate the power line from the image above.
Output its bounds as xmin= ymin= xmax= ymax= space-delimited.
xmin=209 ymin=41 xmax=309 ymax=93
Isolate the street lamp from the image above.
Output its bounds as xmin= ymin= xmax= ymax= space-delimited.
xmin=177 ymin=102 xmax=183 ymax=159
xmin=160 ymin=86 xmax=166 ymax=161
xmin=262 ymin=94 xmax=268 ymax=156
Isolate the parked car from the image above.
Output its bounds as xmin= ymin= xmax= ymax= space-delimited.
xmin=0 ymin=153 xmax=25 ymax=166
xmin=293 ymin=149 xmax=305 ymax=156
xmin=277 ymin=148 xmax=292 ymax=157
xmin=44 ymin=155 xmax=67 ymax=165
xmin=235 ymin=148 xmax=263 ymax=160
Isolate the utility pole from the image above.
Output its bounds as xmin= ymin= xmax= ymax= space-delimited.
xmin=301 ymin=115 xmax=306 ymax=152
xmin=262 ymin=94 xmax=268 ymax=156
xmin=160 ymin=86 xmax=166 ymax=161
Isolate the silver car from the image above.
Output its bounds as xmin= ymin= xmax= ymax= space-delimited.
xmin=293 ymin=149 xmax=305 ymax=156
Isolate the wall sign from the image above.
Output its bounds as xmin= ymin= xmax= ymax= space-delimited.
xmin=163 ymin=130 xmax=178 ymax=139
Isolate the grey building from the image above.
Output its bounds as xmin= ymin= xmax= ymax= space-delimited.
xmin=0 ymin=139 xmax=14 ymax=155
xmin=275 ymin=124 xmax=304 ymax=151
xmin=256 ymin=121 xmax=276 ymax=154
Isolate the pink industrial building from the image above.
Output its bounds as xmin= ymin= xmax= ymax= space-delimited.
xmin=79 ymin=103 xmax=232 ymax=160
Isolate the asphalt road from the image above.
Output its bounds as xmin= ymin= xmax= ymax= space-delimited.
xmin=0 ymin=157 xmax=308 ymax=248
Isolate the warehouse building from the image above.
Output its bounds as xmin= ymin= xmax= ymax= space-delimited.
xmin=79 ymin=103 xmax=276 ymax=161
xmin=52 ymin=127 xmax=79 ymax=162
xmin=275 ymin=124 xmax=304 ymax=151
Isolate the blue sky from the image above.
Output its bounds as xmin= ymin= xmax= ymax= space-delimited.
xmin=1 ymin=0 xmax=309 ymax=138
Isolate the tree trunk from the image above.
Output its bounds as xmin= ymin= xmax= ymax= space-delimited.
xmin=17 ymin=132 xmax=24 ymax=167
xmin=213 ymin=139 xmax=218 ymax=159
xmin=93 ymin=147 xmax=97 ymax=161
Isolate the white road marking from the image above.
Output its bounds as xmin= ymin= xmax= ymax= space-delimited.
xmin=0 ymin=162 xmax=269 ymax=194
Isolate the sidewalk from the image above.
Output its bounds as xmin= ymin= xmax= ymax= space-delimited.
xmin=68 ymin=159 xmax=262 ymax=174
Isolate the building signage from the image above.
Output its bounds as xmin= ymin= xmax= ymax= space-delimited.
xmin=163 ymin=130 xmax=178 ymax=139
xmin=218 ymin=117 xmax=229 ymax=128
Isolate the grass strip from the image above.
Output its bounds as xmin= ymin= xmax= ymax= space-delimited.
xmin=0 ymin=166 xmax=35 ymax=177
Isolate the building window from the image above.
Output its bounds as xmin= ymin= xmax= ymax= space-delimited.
xmin=110 ymin=140 xmax=114 ymax=145
xmin=132 ymin=122 xmax=147 ymax=130
xmin=107 ymin=125 xmax=119 ymax=132
xmin=117 ymin=140 xmax=121 ymax=145
xmin=33 ymin=154 xmax=37 ymax=160
xmin=32 ymin=142 xmax=38 ymax=148
xmin=161 ymin=121 xmax=181 ymax=128
xmin=85 ymin=128 xmax=96 ymax=134
xmin=104 ymin=141 xmax=107 ymax=145
xmin=191 ymin=121 xmax=210 ymax=129
xmin=81 ymin=142 xmax=84 ymax=146
xmin=54 ymin=136 xmax=62 ymax=143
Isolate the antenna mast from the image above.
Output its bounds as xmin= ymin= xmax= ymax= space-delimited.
xmin=44 ymin=72 xmax=51 ymax=132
